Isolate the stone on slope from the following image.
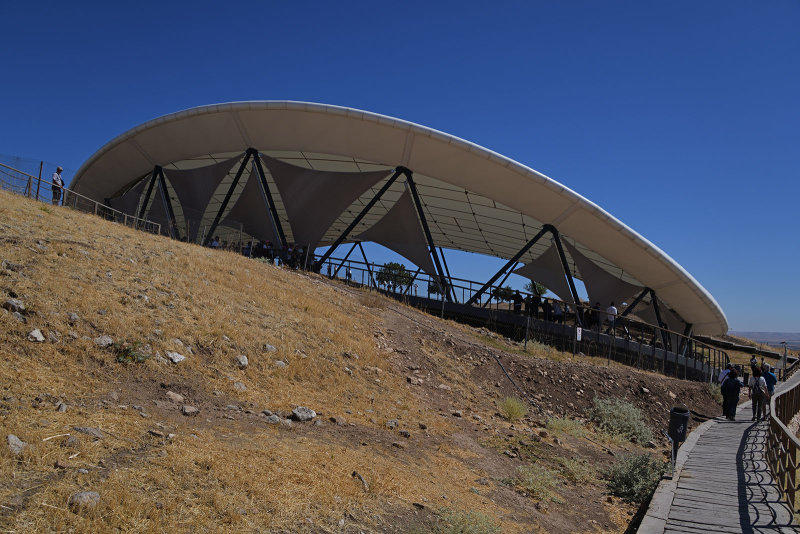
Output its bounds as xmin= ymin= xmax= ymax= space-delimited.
xmin=28 ymin=329 xmax=45 ymax=342
xmin=235 ymin=354 xmax=248 ymax=369
xmin=68 ymin=491 xmax=100 ymax=512
xmin=166 ymin=351 xmax=185 ymax=364
xmin=93 ymin=335 xmax=113 ymax=348
xmin=291 ymin=407 xmax=316 ymax=422
xmin=7 ymin=434 xmax=27 ymax=455
xmin=2 ymin=298 xmax=25 ymax=313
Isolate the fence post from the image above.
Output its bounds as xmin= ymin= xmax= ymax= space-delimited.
xmin=35 ymin=161 xmax=43 ymax=200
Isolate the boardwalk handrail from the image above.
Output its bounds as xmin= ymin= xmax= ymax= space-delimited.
xmin=767 ymin=377 xmax=800 ymax=512
xmin=0 ymin=161 xmax=161 ymax=234
xmin=314 ymin=252 xmax=730 ymax=381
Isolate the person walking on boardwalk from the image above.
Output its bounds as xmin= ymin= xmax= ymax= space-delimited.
xmin=721 ymin=368 xmax=742 ymax=420
xmin=762 ymin=364 xmax=777 ymax=418
xmin=748 ymin=366 xmax=768 ymax=422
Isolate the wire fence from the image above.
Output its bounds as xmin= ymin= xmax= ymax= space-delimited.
xmin=0 ymin=161 xmax=161 ymax=234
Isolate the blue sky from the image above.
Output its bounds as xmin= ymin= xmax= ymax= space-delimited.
xmin=1 ymin=1 xmax=798 ymax=332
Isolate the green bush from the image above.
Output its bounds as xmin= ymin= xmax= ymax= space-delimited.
xmin=556 ymin=457 xmax=595 ymax=484
xmin=546 ymin=416 xmax=587 ymax=438
xmin=707 ymin=383 xmax=723 ymax=405
xmin=498 ymin=396 xmax=528 ymax=422
xmin=588 ymin=397 xmax=652 ymax=444
xmin=607 ymin=453 xmax=666 ymax=503
xmin=436 ymin=509 xmax=501 ymax=534
xmin=114 ymin=341 xmax=150 ymax=364
xmin=516 ymin=464 xmax=559 ymax=501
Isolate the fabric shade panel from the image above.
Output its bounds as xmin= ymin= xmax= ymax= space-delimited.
xmin=107 ymin=177 xmax=148 ymax=217
xmin=513 ymin=243 xmax=574 ymax=305
xmin=222 ymin=163 xmax=280 ymax=245
xmin=356 ymin=189 xmax=437 ymax=277
xmin=563 ymin=239 xmax=643 ymax=309
xmin=260 ymin=153 xmax=390 ymax=249
xmin=144 ymin=181 xmax=171 ymax=237
xmin=163 ymin=154 xmax=244 ymax=242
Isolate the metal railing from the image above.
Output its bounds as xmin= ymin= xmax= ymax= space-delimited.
xmin=0 ymin=162 xmax=160 ymax=234
xmin=767 ymin=376 xmax=800 ymax=512
xmin=312 ymin=252 xmax=729 ymax=382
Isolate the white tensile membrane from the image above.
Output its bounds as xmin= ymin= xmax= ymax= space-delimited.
xmin=107 ymin=178 xmax=147 ymax=218
xmin=221 ymin=161 xmax=280 ymax=245
xmin=163 ymin=154 xmax=245 ymax=242
xmin=356 ymin=189 xmax=437 ymax=278
xmin=513 ymin=243 xmax=575 ymax=305
xmin=562 ymin=239 xmax=643 ymax=310
xmin=260 ymin=153 xmax=390 ymax=250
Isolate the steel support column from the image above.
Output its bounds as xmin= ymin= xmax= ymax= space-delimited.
xmin=619 ymin=287 xmax=651 ymax=318
xmin=481 ymin=263 xmax=518 ymax=309
xmin=466 ymin=226 xmax=550 ymax=306
xmin=357 ymin=242 xmax=377 ymax=288
xmin=678 ymin=323 xmax=693 ymax=358
xmin=438 ymin=247 xmax=457 ymax=302
xmin=251 ymin=149 xmax=288 ymax=251
xmin=314 ymin=168 xmax=403 ymax=271
xmin=405 ymin=170 xmax=451 ymax=302
xmin=650 ymin=289 xmax=671 ymax=351
xmin=203 ymin=151 xmax=253 ymax=246
xmin=333 ymin=242 xmax=358 ymax=279
xmin=137 ymin=167 xmax=160 ymax=222
xmin=156 ymin=167 xmax=179 ymax=239
xmin=403 ymin=268 xmax=422 ymax=296
xmin=549 ymin=225 xmax=583 ymax=326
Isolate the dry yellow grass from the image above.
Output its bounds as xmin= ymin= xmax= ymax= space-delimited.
xmin=0 ymin=190 xmax=530 ymax=532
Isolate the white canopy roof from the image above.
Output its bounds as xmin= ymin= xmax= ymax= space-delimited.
xmin=71 ymin=101 xmax=728 ymax=335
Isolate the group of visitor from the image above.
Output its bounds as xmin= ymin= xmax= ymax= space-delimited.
xmin=509 ymin=290 xmax=620 ymax=333
xmin=718 ymin=357 xmax=777 ymax=421
xmin=208 ymin=237 xmax=311 ymax=270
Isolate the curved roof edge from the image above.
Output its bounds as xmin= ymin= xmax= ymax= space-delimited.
xmin=73 ymin=101 xmax=728 ymax=334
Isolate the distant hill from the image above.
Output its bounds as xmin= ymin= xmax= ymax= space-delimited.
xmin=730 ymin=332 xmax=800 ymax=351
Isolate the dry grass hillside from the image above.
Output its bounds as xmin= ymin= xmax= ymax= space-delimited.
xmin=0 ymin=189 xmax=722 ymax=533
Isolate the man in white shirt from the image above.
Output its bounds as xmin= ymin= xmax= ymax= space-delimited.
xmin=606 ymin=301 xmax=618 ymax=332
xmin=51 ymin=166 xmax=64 ymax=205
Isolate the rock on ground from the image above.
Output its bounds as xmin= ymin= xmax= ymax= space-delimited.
xmin=7 ymin=434 xmax=27 ymax=455
xmin=166 ymin=391 xmax=185 ymax=403
xmin=2 ymin=298 xmax=25 ymax=313
xmin=28 ymin=329 xmax=45 ymax=342
xmin=68 ymin=491 xmax=100 ymax=512
xmin=93 ymin=335 xmax=113 ymax=348
xmin=166 ymin=351 xmax=185 ymax=364
xmin=181 ymin=405 xmax=199 ymax=416
xmin=291 ymin=406 xmax=316 ymax=422
xmin=235 ymin=354 xmax=248 ymax=368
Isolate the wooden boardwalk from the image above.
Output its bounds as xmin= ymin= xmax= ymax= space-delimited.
xmin=640 ymin=381 xmax=800 ymax=533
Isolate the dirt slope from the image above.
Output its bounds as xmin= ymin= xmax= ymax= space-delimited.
xmin=0 ymin=190 xmax=720 ymax=533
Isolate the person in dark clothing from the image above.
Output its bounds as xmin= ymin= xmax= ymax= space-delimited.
xmin=530 ymin=292 xmax=541 ymax=319
xmin=720 ymin=369 xmax=742 ymax=420
xmin=512 ymin=290 xmax=523 ymax=314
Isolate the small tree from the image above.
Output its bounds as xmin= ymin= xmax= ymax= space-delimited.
xmin=524 ymin=281 xmax=547 ymax=296
xmin=376 ymin=262 xmax=414 ymax=291
xmin=492 ymin=285 xmax=514 ymax=302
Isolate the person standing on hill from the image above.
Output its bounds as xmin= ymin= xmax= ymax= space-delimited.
xmin=721 ymin=368 xmax=742 ymax=420
xmin=51 ymin=166 xmax=64 ymax=205
xmin=748 ymin=366 xmax=768 ymax=422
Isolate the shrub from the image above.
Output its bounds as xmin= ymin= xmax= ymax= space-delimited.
xmin=516 ymin=464 xmax=559 ymax=501
xmin=114 ymin=341 xmax=150 ymax=363
xmin=436 ymin=509 xmax=501 ymax=534
xmin=546 ymin=416 xmax=587 ymax=438
xmin=707 ymin=383 xmax=723 ymax=405
xmin=588 ymin=397 xmax=652 ymax=444
xmin=498 ymin=397 xmax=528 ymax=422
xmin=607 ymin=453 xmax=666 ymax=503
xmin=556 ymin=457 xmax=595 ymax=484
